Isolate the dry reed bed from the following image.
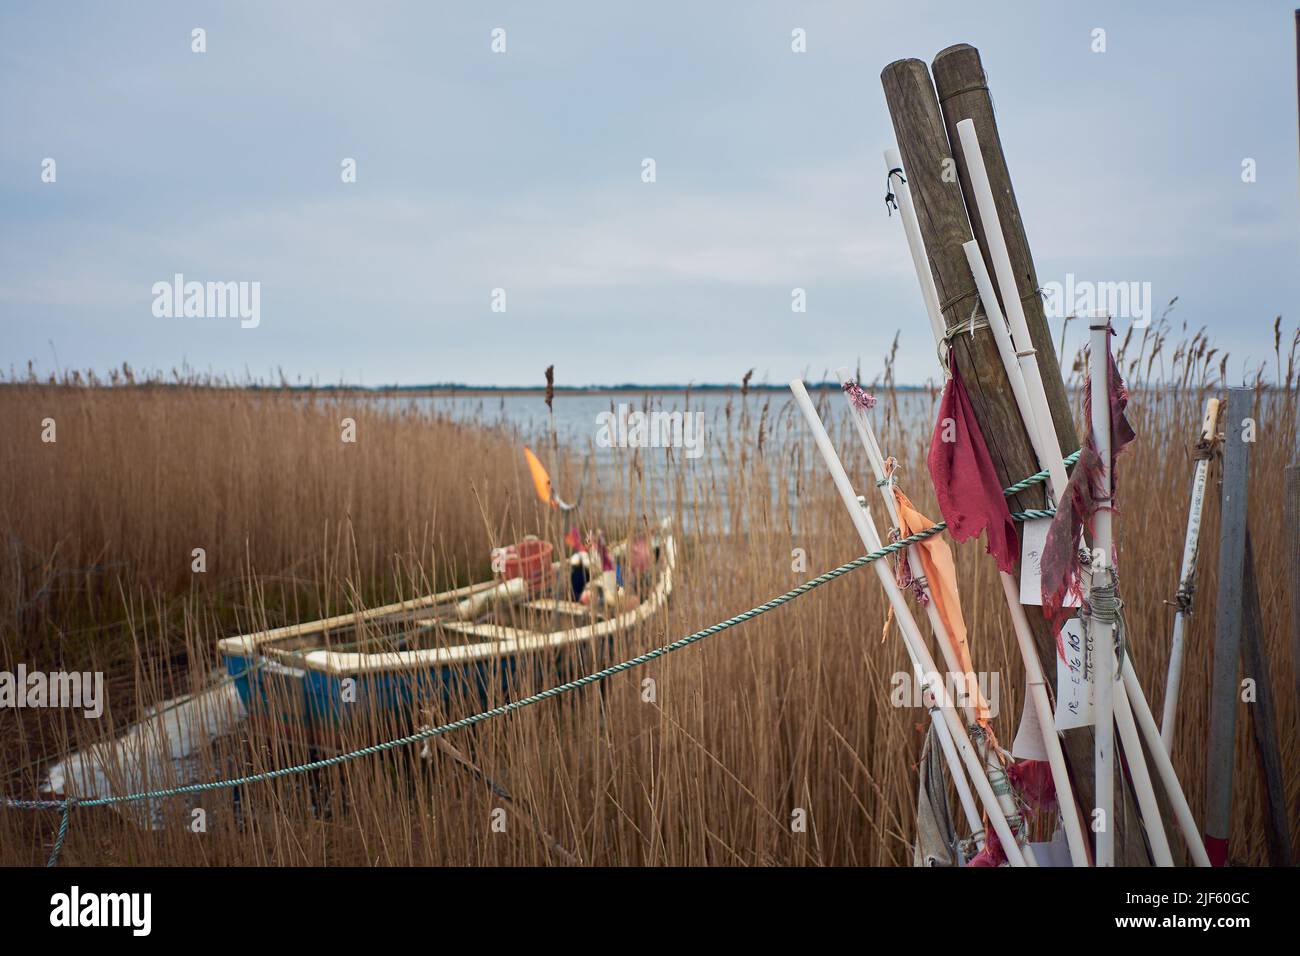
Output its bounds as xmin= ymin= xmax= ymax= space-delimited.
xmin=0 ymin=367 xmax=1296 ymax=866
xmin=0 ymin=386 xmax=529 ymax=806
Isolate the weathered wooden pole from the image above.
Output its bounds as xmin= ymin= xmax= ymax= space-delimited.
xmin=1289 ymin=7 xmax=1300 ymax=814
xmin=880 ymin=53 xmax=1146 ymax=864
xmin=1288 ymin=402 xmax=1300 ymax=777
xmin=1240 ymin=533 xmax=1293 ymax=866
xmin=1205 ymin=386 xmax=1252 ymax=865
xmin=930 ymin=44 xmax=1075 ymax=457
xmin=879 ymin=59 xmax=1046 ymax=517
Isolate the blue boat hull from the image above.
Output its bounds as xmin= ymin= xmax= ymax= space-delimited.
xmin=224 ymin=639 xmax=615 ymax=740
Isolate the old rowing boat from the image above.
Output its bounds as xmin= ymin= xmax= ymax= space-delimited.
xmin=217 ymin=521 xmax=675 ymax=740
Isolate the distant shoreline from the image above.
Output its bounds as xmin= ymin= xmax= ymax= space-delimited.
xmin=0 ymin=381 xmax=934 ymax=395
xmin=281 ymin=382 xmax=936 ymax=396
xmin=2 ymin=380 xmax=1258 ymax=396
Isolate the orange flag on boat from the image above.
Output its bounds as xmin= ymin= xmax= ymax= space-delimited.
xmin=892 ymin=486 xmax=989 ymax=726
xmin=523 ymin=446 xmax=554 ymax=508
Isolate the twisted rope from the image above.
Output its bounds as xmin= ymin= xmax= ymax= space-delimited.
xmin=5 ymin=451 xmax=1080 ymax=865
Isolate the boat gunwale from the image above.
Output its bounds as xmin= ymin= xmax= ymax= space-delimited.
xmin=219 ymin=528 xmax=675 ymax=677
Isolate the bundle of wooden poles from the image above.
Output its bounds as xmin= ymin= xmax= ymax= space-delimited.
xmin=789 ymin=44 xmax=1223 ymax=867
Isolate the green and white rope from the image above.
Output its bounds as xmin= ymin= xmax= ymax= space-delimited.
xmin=5 ymin=450 xmax=1078 ymax=865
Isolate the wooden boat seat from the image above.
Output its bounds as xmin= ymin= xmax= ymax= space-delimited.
xmin=525 ymin=599 xmax=591 ymax=616
xmin=437 ymin=622 xmax=538 ymax=642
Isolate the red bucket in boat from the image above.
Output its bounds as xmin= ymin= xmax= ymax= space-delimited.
xmin=502 ymin=539 xmax=554 ymax=594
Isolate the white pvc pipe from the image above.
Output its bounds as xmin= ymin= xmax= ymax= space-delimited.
xmin=1085 ymin=319 xmax=1186 ymax=865
xmin=885 ymin=149 xmax=946 ymax=351
xmin=834 ymin=369 xmax=988 ymax=851
xmin=1112 ymin=667 xmax=1174 ymax=864
xmin=835 ymin=368 xmax=983 ymax=723
xmin=962 ymin=241 xmax=1068 ymax=501
xmin=790 ymin=379 xmax=1030 ymax=866
xmin=1088 ymin=321 xmax=1116 ymax=867
xmin=954 ymin=120 xmax=1065 ymax=499
xmin=1160 ymin=398 xmax=1220 ymax=752
xmin=1121 ymin=658 xmax=1213 ymax=866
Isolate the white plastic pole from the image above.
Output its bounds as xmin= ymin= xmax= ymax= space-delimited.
xmin=1160 ymin=398 xmax=1221 ymax=752
xmin=790 ymin=380 xmax=1030 ymax=866
xmin=1112 ymin=670 xmax=1174 ymax=864
xmin=1120 ymin=657 xmax=1213 ymax=866
xmin=962 ymin=241 xmax=1069 ymax=500
xmin=1084 ymin=319 xmax=1188 ymax=864
xmin=960 ymin=241 xmax=1092 ymax=865
xmin=1089 ymin=321 xmax=1116 ymax=867
xmin=835 ymin=370 xmax=987 ymax=851
xmin=835 ymin=367 xmax=983 ymax=723
xmin=884 ymin=150 xmax=945 ymax=351
xmin=954 ymin=120 xmax=1064 ymax=498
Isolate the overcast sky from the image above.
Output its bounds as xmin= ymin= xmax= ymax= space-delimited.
xmin=3 ymin=1 xmax=1298 ymax=387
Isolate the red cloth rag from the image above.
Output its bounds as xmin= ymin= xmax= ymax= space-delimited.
xmin=927 ymin=358 xmax=1019 ymax=574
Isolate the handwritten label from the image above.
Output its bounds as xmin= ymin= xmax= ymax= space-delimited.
xmin=1019 ymin=517 xmax=1080 ymax=607
xmin=1055 ymin=617 xmax=1094 ymax=731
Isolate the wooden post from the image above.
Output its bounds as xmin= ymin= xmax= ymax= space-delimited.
xmin=881 ymin=54 xmax=1148 ymax=865
xmin=1289 ymin=8 xmax=1300 ymax=829
xmin=1289 ymin=8 xmax=1300 ymax=827
xmin=930 ymin=44 xmax=1076 ymax=457
xmin=1287 ymin=440 xmax=1300 ymax=778
xmin=879 ymin=59 xmax=1049 ymax=520
xmin=1205 ymin=386 xmax=1252 ymax=865
xmin=1240 ymin=533 xmax=1294 ymax=866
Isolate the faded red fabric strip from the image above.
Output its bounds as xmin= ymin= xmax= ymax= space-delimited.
xmin=927 ymin=357 xmax=1019 ymax=574
xmin=1041 ymin=325 xmax=1136 ymax=630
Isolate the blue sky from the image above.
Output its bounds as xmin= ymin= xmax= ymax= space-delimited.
xmin=2 ymin=1 xmax=1297 ymax=387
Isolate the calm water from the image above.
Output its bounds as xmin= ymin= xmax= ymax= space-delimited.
xmin=406 ymin=389 xmax=939 ymax=455
xmin=394 ymin=389 xmax=944 ymax=532
xmin=359 ymin=385 xmax=1212 ymax=531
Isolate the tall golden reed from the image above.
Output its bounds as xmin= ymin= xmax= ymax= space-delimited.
xmin=0 ymin=331 xmax=1295 ymax=867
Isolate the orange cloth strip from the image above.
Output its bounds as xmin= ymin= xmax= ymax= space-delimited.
xmin=893 ymin=487 xmax=990 ymax=726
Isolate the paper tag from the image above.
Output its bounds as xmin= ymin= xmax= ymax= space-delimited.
xmin=1011 ymin=679 xmax=1050 ymax=761
xmin=1019 ymin=517 xmax=1080 ymax=607
xmin=1054 ymin=617 xmax=1094 ymax=731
